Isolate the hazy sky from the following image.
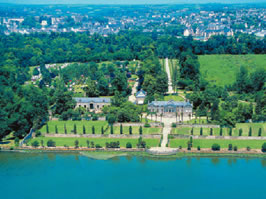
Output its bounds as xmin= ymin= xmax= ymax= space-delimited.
xmin=0 ymin=0 xmax=265 ymax=4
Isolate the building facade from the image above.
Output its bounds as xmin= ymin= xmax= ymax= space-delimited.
xmin=74 ymin=97 xmax=111 ymax=112
xmin=135 ymin=89 xmax=147 ymax=105
xmin=148 ymin=100 xmax=193 ymax=119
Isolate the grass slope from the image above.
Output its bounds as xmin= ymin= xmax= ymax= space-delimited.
xmin=199 ymin=54 xmax=266 ymax=86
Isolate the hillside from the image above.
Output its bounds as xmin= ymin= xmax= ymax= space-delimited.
xmin=199 ymin=54 xmax=266 ymax=87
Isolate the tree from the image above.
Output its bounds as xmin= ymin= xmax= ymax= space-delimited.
xmin=92 ymin=126 xmax=95 ymax=134
xmin=139 ymin=126 xmax=143 ymax=135
xmin=107 ymin=113 xmax=117 ymax=125
xmin=101 ymin=126 xmax=104 ymax=135
xmin=15 ymin=137 xmax=20 ymax=147
xmin=86 ymin=140 xmax=90 ymax=148
xmin=129 ymin=126 xmax=132 ymax=135
xmin=120 ymin=124 xmax=123 ymax=134
xmin=31 ymin=140 xmax=39 ymax=148
xmin=212 ymin=143 xmax=220 ymax=151
xmin=55 ymin=125 xmax=58 ymax=134
xmin=220 ymin=128 xmax=223 ymax=136
xmin=210 ymin=128 xmax=213 ymax=136
xmin=200 ymin=127 xmax=203 ymax=136
xmin=73 ymin=124 xmax=77 ymax=134
xmin=33 ymin=67 xmax=40 ymax=76
xmin=228 ymin=144 xmax=233 ymax=151
xmin=229 ymin=128 xmax=232 ymax=136
xmin=75 ymin=140 xmax=79 ymax=148
xmin=191 ymin=128 xmax=194 ymax=135
xmin=83 ymin=125 xmax=86 ymax=134
xmin=84 ymin=77 xmax=99 ymax=97
xmin=137 ymin=137 xmax=146 ymax=148
xmin=248 ymin=127 xmax=252 ymax=136
xmin=110 ymin=125 xmax=113 ymax=134
xmin=126 ymin=142 xmax=132 ymax=148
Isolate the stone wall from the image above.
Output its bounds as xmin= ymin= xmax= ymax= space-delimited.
xmin=176 ymin=124 xmax=220 ymax=128
xmin=169 ymin=134 xmax=266 ymax=140
xmin=113 ymin=123 xmax=162 ymax=127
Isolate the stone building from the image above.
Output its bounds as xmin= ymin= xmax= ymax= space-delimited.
xmin=135 ymin=89 xmax=147 ymax=105
xmin=74 ymin=97 xmax=111 ymax=112
xmin=148 ymin=100 xmax=193 ymax=119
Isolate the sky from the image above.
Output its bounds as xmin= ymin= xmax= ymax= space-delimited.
xmin=0 ymin=0 xmax=265 ymax=4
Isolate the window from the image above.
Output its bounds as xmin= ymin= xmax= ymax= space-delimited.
xmin=90 ymin=103 xmax=94 ymax=109
xmin=97 ymin=105 xmax=99 ymax=109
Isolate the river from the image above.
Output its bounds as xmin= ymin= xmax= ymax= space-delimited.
xmin=0 ymin=152 xmax=265 ymax=199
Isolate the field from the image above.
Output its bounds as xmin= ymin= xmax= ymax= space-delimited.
xmin=199 ymin=54 xmax=266 ymax=87
xmin=40 ymin=121 xmax=161 ymax=135
xmin=170 ymin=138 xmax=265 ymax=149
xmin=29 ymin=137 xmax=160 ymax=148
xmin=171 ymin=123 xmax=265 ymax=137
xmin=164 ymin=94 xmax=185 ymax=101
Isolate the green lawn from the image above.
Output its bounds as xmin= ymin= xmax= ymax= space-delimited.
xmin=171 ymin=123 xmax=265 ymax=137
xmin=168 ymin=59 xmax=179 ymax=79
xmin=40 ymin=121 xmax=161 ymax=135
xmin=199 ymin=54 xmax=266 ymax=87
xmin=170 ymin=138 xmax=266 ymax=149
xmin=164 ymin=94 xmax=184 ymax=101
xmin=29 ymin=137 xmax=159 ymax=148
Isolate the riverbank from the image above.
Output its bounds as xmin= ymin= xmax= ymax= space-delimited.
xmin=1 ymin=147 xmax=266 ymax=160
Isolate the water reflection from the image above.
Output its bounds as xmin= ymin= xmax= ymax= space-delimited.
xmin=261 ymin=159 xmax=266 ymax=168
xmin=211 ymin=158 xmax=220 ymax=165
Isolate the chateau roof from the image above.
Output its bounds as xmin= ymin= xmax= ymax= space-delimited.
xmin=74 ymin=97 xmax=111 ymax=103
xmin=136 ymin=89 xmax=147 ymax=98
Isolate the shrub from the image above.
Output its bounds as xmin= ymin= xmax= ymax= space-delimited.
xmin=262 ymin=143 xmax=266 ymax=152
xmin=197 ymin=146 xmax=201 ymax=151
xmin=248 ymin=127 xmax=252 ymax=136
xmin=101 ymin=126 xmax=104 ymax=135
xmin=120 ymin=124 xmax=123 ymax=134
xmin=73 ymin=124 xmax=77 ymax=134
xmin=179 ymin=146 xmax=182 ymax=149
xmin=200 ymin=127 xmax=203 ymax=136
xmin=110 ymin=125 xmax=113 ymax=134
xmin=187 ymin=142 xmax=191 ymax=150
xmin=247 ymin=146 xmax=251 ymax=151
xmin=210 ymin=128 xmax=213 ymax=136
xmin=229 ymin=128 xmax=232 ymax=136
xmin=83 ymin=125 xmax=86 ymax=134
xmin=258 ymin=128 xmax=262 ymax=136
xmin=233 ymin=146 xmax=238 ymax=151
xmin=46 ymin=124 xmax=49 ymax=134
xmin=228 ymin=144 xmax=233 ymax=151
xmin=219 ymin=128 xmax=223 ymax=136
xmin=95 ymin=144 xmax=102 ymax=148
xmin=35 ymin=131 xmax=41 ymax=137
xmin=31 ymin=140 xmax=39 ymax=148
xmin=92 ymin=126 xmax=95 ymax=134
xmin=126 ymin=142 xmax=132 ymax=148
xmin=47 ymin=139 xmax=56 ymax=147
xmin=91 ymin=141 xmax=95 ymax=148
xmin=137 ymin=137 xmax=146 ymax=148
xmin=144 ymin=123 xmax=151 ymax=128
xmin=212 ymin=144 xmax=220 ymax=151
xmin=92 ymin=115 xmax=98 ymax=121
xmin=106 ymin=141 xmax=120 ymax=148
xmin=239 ymin=128 xmax=242 ymax=136
xmin=74 ymin=140 xmax=79 ymax=148
xmin=86 ymin=140 xmax=90 ymax=148
xmin=191 ymin=128 xmax=194 ymax=135
xmin=40 ymin=140 xmax=44 ymax=147
xmin=139 ymin=126 xmax=143 ymax=135
xmin=129 ymin=126 xmax=132 ymax=135
xmin=14 ymin=137 xmax=20 ymax=147
xmin=171 ymin=123 xmax=177 ymax=128
xmin=64 ymin=124 xmax=67 ymax=134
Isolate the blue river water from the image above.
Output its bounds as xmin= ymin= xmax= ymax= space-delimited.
xmin=0 ymin=152 xmax=265 ymax=199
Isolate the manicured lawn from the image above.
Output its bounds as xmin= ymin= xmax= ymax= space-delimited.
xmin=29 ymin=137 xmax=159 ymax=148
xmin=40 ymin=121 xmax=161 ymax=135
xmin=164 ymin=94 xmax=184 ymax=101
xmin=168 ymin=59 xmax=179 ymax=79
xmin=171 ymin=123 xmax=265 ymax=137
xmin=199 ymin=54 xmax=266 ymax=87
xmin=170 ymin=138 xmax=266 ymax=149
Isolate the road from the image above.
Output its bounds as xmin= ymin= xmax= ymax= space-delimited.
xmin=165 ymin=58 xmax=173 ymax=94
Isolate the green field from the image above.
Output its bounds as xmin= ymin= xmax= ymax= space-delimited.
xmin=171 ymin=123 xmax=265 ymax=137
xmin=29 ymin=137 xmax=159 ymax=148
xmin=40 ymin=121 xmax=161 ymax=135
xmin=164 ymin=94 xmax=185 ymax=101
xmin=170 ymin=138 xmax=266 ymax=149
xmin=199 ymin=54 xmax=266 ymax=87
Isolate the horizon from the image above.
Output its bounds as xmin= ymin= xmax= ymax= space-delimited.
xmin=1 ymin=0 xmax=266 ymax=5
